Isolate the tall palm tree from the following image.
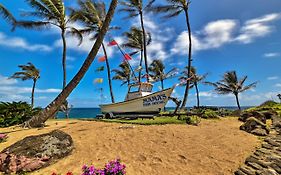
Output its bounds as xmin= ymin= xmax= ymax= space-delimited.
xmin=207 ymin=71 xmax=257 ymax=110
xmin=16 ymin=0 xmax=82 ymax=90
xmin=148 ymin=59 xmax=177 ymax=90
xmin=0 ymin=3 xmax=16 ymax=26
xmin=123 ymin=26 xmax=151 ymax=82
xmin=119 ymin=0 xmax=155 ymax=82
xmin=112 ymin=62 xmax=131 ymax=89
xmin=179 ymin=66 xmax=207 ymax=108
xmin=150 ymin=0 xmax=192 ymax=110
xmin=10 ymin=63 xmax=40 ymax=107
xmin=70 ymin=0 xmax=116 ymax=103
xmin=23 ymin=0 xmax=118 ymax=128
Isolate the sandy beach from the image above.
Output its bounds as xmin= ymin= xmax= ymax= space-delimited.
xmin=0 ymin=118 xmax=260 ymax=175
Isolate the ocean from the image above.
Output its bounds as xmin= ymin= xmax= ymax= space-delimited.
xmin=56 ymin=106 xmax=253 ymax=119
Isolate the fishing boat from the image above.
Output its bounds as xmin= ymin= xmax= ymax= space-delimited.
xmin=99 ymin=82 xmax=175 ymax=116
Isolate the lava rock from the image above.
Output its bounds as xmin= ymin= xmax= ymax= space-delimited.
xmin=0 ymin=130 xmax=73 ymax=174
xmin=240 ymin=117 xmax=269 ymax=136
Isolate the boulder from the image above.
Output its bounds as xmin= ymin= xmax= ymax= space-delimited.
xmin=0 ymin=130 xmax=73 ymax=174
xmin=240 ymin=117 xmax=269 ymax=136
xmin=239 ymin=111 xmax=266 ymax=124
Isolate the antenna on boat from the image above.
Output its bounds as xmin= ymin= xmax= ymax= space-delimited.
xmin=107 ymin=35 xmax=138 ymax=83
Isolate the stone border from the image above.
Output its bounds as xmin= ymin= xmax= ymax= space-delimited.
xmin=235 ymin=116 xmax=281 ymax=175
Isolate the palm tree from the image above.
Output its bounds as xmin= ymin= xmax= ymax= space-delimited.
xmin=207 ymin=71 xmax=257 ymax=110
xmin=10 ymin=63 xmax=40 ymax=107
xmin=112 ymin=62 xmax=131 ymax=89
xmin=119 ymin=0 xmax=155 ymax=82
xmin=70 ymin=0 xmax=116 ymax=103
xmin=179 ymin=66 xmax=207 ymax=108
xmin=0 ymin=3 xmax=16 ymax=26
xmin=16 ymin=0 xmax=82 ymax=90
xmin=123 ymin=26 xmax=151 ymax=82
xmin=148 ymin=59 xmax=177 ymax=90
xmin=150 ymin=0 xmax=192 ymax=110
xmin=23 ymin=0 xmax=118 ymax=128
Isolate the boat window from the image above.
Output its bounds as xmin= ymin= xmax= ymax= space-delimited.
xmin=140 ymin=85 xmax=152 ymax=92
xmin=129 ymin=85 xmax=139 ymax=93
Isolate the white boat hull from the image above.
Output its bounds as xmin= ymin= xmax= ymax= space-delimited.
xmin=100 ymin=87 xmax=174 ymax=114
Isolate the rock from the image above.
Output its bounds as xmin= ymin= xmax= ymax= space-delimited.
xmin=262 ymin=111 xmax=278 ymax=120
xmin=239 ymin=111 xmax=267 ymax=123
xmin=240 ymin=117 xmax=269 ymax=136
xmin=239 ymin=165 xmax=256 ymax=175
xmin=0 ymin=130 xmax=73 ymax=174
xmin=251 ymin=127 xmax=269 ymax=136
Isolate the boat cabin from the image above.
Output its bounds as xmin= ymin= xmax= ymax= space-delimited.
xmin=125 ymin=82 xmax=153 ymax=101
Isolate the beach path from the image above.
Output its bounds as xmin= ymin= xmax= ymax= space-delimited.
xmin=0 ymin=118 xmax=260 ymax=175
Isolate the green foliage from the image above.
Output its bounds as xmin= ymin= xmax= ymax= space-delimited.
xmin=0 ymin=101 xmax=42 ymax=127
xmin=201 ymin=109 xmax=220 ymax=119
xmin=184 ymin=115 xmax=201 ymax=125
xmin=259 ymin=100 xmax=278 ymax=107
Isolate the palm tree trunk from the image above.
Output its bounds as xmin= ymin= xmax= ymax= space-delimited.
xmin=195 ymin=82 xmax=200 ymax=108
xmin=180 ymin=7 xmax=193 ymax=110
xmin=23 ymin=0 xmax=118 ymax=128
xmin=61 ymin=29 xmax=67 ymax=89
xmin=102 ymin=42 xmax=115 ymax=103
xmin=235 ymin=93 xmax=241 ymax=110
xmin=31 ymin=79 xmax=36 ymax=108
xmin=138 ymin=50 xmax=143 ymax=83
xmin=160 ymin=79 xmax=164 ymax=90
xmin=139 ymin=10 xmax=149 ymax=82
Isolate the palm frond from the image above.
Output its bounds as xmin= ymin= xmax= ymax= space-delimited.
xmin=0 ymin=4 xmax=16 ymax=25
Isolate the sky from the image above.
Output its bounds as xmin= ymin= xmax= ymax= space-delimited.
xmin=0 ymin=0 xmax=281 ymax=108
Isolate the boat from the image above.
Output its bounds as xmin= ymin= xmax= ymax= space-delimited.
xmin=99 ymin=82 xmax=175 ymax=116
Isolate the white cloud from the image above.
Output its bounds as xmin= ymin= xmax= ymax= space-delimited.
xmin=0 ymin=86 xmax=61 ymax=94
xmin=172 ymin=13 xmax=281 ymax=55
xmin=275 ymin=83 xmax=281 ymax=87
xmin=0 ymin=32 xmax=52 ymax=52
xmin=267 ymin=76 xmax=279 ymax=80
xmin=263 ymin=52 xmax=280 ymax=58
xmin=172 ymin=20 xmax=237 ymax=55
xmin=235 ymin=13 xmax=281 ymax=44
xmin=0 ymin=75 xmax=17 ymax=85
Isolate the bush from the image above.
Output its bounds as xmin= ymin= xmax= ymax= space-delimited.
xmin=0 ymin=101 xmax=42 ymax=127
xmin=185 ymin=115 xmax=201 ymax=125
xmin=201 ymin=109 xmax=220 ymax=119
xmin=259 ymin=100 xmax=278 ymax=107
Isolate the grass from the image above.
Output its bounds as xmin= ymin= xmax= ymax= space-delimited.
xmin=93 ymin=116 xmax=187 ymax=125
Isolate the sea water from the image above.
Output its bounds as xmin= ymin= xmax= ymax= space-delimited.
xmin=56 ymin=106 xmax=252 ymax=119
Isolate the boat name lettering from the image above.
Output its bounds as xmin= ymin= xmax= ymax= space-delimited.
xmin=143 ymin=94 xmax=167 ymax=106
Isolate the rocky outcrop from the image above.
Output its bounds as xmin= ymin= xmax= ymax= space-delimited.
xmin=239 ymin=111 xmax=267 ymax=124
xmin=0 ymin=130 xmax=73 ymax=174
xmin=240 ymin=117 xmax=269 ymax=136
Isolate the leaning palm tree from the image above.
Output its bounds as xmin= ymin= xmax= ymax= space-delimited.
xmin=70 ymin=0 xmax=116 ymax=103
xmin=123 ymin=26 xmax=151 ymax=82
xmin=23 ymin=0 xmax=118 ymax=128
xmin=0 ymin=3 xmax=16 ymax=26
xmin=179 ymin=66 xmax=207 ymax=108
xmin=150 ymin=0 xmax=192 ymax=110
xmin=10 ymin=63 xmax=40 ymax=107
xmin=148 ymin=59 xmax=177 ymax=90
xmin=119 ymin=0 xmax=155 ymax=82
xmin=112 ymin=62 xmax=131 ymax=90
xmin=207 ymin=71 xmax=257 ymax=110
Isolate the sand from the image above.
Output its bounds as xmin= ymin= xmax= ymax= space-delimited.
xmin=0 ymin=118 xmax=260 ymax=175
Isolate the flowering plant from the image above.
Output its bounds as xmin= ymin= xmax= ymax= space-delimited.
xmin=51 ymin=159 xmax=126 ymax=175
xmin=82 ymin=159 xmax=126 ymax=175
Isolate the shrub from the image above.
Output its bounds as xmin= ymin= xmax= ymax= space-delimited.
xmin=259 ymin=100 xmax=278 ymax=107
xmin=0 ymin=101 xmax=42 ymax=127
xmin=82 ymin=159 xmax=126 ymax=175
xmin=201 ymin=109 xmax=219 ymax=119
xmin=185 ymin=115 xmax=201 ymax=125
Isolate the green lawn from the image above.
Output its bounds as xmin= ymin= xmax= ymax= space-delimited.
xmin=95 ymin=116 xmax=187 ymax=125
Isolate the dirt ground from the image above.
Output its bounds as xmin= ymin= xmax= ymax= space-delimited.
xmin=0 ymin=118 xmax=260 ymax=175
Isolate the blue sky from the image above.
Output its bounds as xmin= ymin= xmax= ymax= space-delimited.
xmin=0 ymin=0 xmax=281 ymax=107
